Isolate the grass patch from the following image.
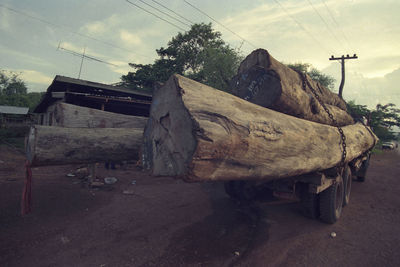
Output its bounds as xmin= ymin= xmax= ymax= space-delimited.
xmin=371 ymin=147 xmax=383 ymax=155
xmin=0 ymin=126 xmax=29 ymax=151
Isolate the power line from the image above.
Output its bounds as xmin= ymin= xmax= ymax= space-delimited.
xmin=136 ymin=0 xmax=191 ymax=28
xmin=320 ymin=0 xmax=354 ymax=52
xmin=125 ymin=0 xmax=186 ymax=31
xmin=183 ymin=0 xmax=258 ymax=49
xmin=272 ymin=0 xmax=334 ymax=55
xmin=151 ymin=0 xmax=194 ymax=25
xmin=306 ymin=0 xmax=346 ymax=52
xmin=58 ymin=44 xmax=119 ymax=67
xmin=57 ymin=43 xmax=120 ymax=79
xmin=0 ymin=3 xmax=151 ymax=59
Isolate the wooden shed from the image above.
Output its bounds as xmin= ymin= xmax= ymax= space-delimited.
xmin=33 ymin=75 xmax=152 ymax=126
xmin=0 ymin=105 xmax=31 ymax=127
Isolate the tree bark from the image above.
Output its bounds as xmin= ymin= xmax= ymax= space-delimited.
xmin=48 ymin=102 xmax=147 ymax=128
xmin=143 ymin=75 xmax=377 ymax=182
xmin=26 ymin=126 xmax=143 ymax=166
xmin=230 ymin=49 xmax=354 ymax=126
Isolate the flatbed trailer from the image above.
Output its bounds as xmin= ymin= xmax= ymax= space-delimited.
xmin=224 ymin=152 xmax=371 ymax=224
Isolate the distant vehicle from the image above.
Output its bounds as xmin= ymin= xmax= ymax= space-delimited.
xmin=382 ymin=142 xmax=395 ymax=150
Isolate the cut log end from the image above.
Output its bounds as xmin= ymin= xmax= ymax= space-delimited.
xmin=231 ymin=49 xmax=353 ymax=126
xmin=230 ymin=66 xmax=282 ymax=107
xmin=143 ymin=76 xmax=197 ymax=177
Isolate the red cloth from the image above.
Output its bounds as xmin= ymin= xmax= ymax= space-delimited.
xmin=21 ymin=160 xmax=32 ymax=215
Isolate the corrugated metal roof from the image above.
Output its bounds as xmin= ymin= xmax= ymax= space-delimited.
xmin=34 ymin=75 xmax=152 ymax=114
xmin=0 ymin=105 xmax=29 ymax=115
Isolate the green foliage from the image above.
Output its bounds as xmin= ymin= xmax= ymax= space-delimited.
xmin=0 ymin=127 xmax=29 ymax=150
xmin=121 ymin=23 xmax=242 ymax=92
xmin=0 ymin=70 xmax=27 ymax=95
xmin=286 ymin=63 xmax=336 ymax=90
xmin=0 ymin=70 xmax=44 ymax=111
xmin=347 ymin=100 xmax=400 ymax=142
xmin=346 ymin=100 xmax=369 ymax=119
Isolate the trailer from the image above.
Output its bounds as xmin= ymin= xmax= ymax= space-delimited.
xmin=223 ymin=152 xmax=371 ymax=224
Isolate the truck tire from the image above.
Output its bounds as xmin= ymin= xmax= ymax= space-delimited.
xmin=343 ymin=165 xmax=352 ymax=207
xmin=356 ymin=154 xmax=370 ymax=182
xmin=319 ymin=175 xmax=344 ymax=224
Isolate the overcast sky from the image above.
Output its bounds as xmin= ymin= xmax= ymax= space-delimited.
xmin=0 ymin=0 xmax=399 ymax=109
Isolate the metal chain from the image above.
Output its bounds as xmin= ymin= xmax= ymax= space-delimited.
xmin=297 ymin=71 xmax=347 ymax=167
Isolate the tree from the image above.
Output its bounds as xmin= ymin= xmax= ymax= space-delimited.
xmin=0 ymin=70 xmax=27 ymax=95
xmin=121 ymin=23 xmax=242 ymax=92
xmin=347 ymin=100 xmax=400 ymax=142
xmin=0 ymin=70 xmax=44 ymax=111
xmin=286 ymin=63 xmax=336 ymax=90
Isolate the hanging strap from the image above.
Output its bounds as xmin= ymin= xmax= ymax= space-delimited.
xmin=21 ymin=160 xmax=33 ymax=215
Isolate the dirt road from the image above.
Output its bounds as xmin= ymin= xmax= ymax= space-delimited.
xmin=1 ymin=146 xmax=399 ymax=267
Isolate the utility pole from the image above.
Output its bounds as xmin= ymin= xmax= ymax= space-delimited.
xmin=329 ymin=54 xmax=358 ymax=99
xmin=78 ymin=46 xmax=86 ymax=79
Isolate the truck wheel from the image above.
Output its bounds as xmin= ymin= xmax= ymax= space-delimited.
xmin=343 ymin=165 xmax=352 ymax=207
xmin=356 ymin=154 xmax=370 ymax=182
xmin=319 ymin=175 xmax=344 ymax=224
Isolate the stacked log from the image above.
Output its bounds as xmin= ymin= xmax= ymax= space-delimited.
xmin=48 ymin=102 xmax=147 ymax=128
xmin=143 ymin=75 xmax=377 ymax=182
xmin=230 ymin=49 xmax=354 ymax=126
xmin=26 ymin=126 xmax=143 ymax=166
xmin=26 ymin=103 xmax=147 ymax=166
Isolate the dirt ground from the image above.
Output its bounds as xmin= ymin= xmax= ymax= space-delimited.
xmin=1 ymin=145 xmax=400 ymax=267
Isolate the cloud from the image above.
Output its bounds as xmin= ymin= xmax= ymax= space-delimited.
xmin=59 ymin=41 xmax=115 ymax=61
xmin=4 ymin=69 xmax=53 ymax=92
xmin=107 ymin=60 xmax=131 ymax=75
xmin=119 ymin=29 xmax=143 ymax=46
xmin=0 ymin=44 xmax=53 ymax=68
xmin=60 ymin=41 xmax=86 ymax=53
xmin=218 ymin=0 xmax=399 ymax=76
xmin=18 ymin=69 xmax=53 ymax=85
xmin=0 ymin=5 xmax=11 ymax=31
xmin=323 ymin=63 xmax=400 ymax=109
xmin=81 ymin=21 xmax=107 ymax=35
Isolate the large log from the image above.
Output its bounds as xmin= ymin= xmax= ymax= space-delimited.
xmin=143 ymin=75 xmax=377 ymax=182
xmin=26 ymin=126 xmax=143 ymax=166
xmin=230 ymin=49 xmax=354 ymax=126
xmin=48 ymin=102 xmax=147 ymax=128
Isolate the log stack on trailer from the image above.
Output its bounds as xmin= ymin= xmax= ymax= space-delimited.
xmin=26 ymin=49 xmax=377 ymax=223
xmin=142 ymin=74 xmax=376 ymax=181
xmin=142 ymin=49 xmax=377 ymax=223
